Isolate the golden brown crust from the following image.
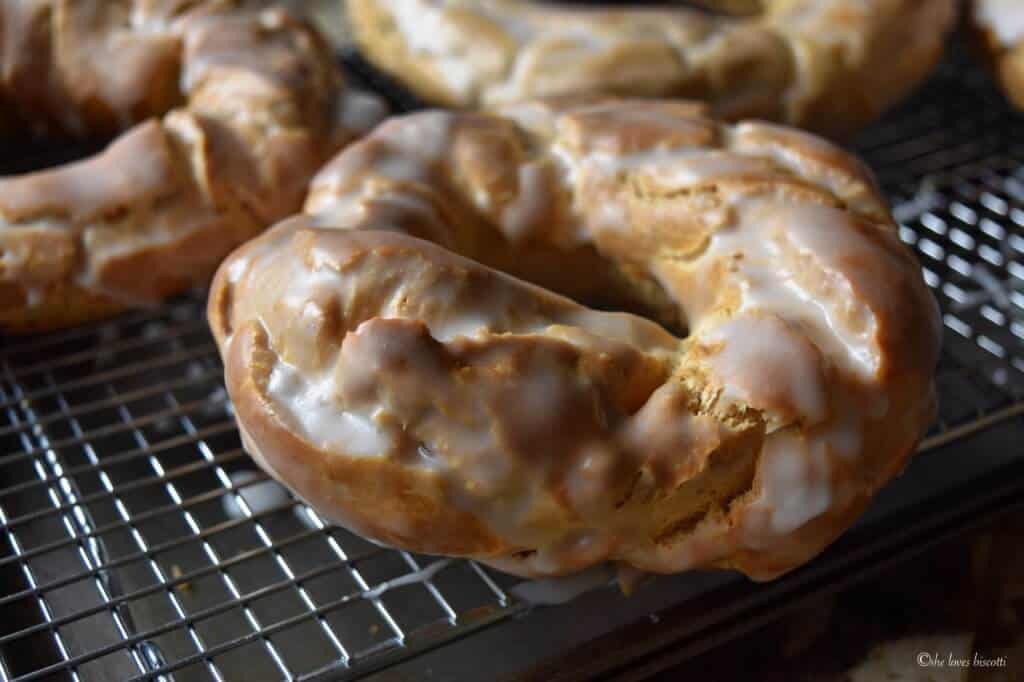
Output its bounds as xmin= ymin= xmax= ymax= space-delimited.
xmin=209 ymin=101 xmax=941 ymax=580
xmin=0 ymin=1 xmax=384 ymax=334
xmin=347 ymin=0 xmax=957 ymax=137
xmin=969 ymin=0 xmax=1024 ymax=109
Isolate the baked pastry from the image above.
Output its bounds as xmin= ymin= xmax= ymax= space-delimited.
xmin=347 ymin=0 xmax=957 ymax=137
xmin=209 ymin=100 xmax=941 ymax=580
xmin=0 ymin=1 xmax=384 ymax=333
xmin=971 ymin=0 xmax=1024 ymax=109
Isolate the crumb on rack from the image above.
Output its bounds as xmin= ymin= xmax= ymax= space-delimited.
xmin=171 ymin=564 xmax=193 ymax=594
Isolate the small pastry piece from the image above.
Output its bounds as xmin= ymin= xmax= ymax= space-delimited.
xmin=970 ymin=0 xmax=1024 ymax=109
xmin=209 ymin=100 xmax=941 ymax=580
xmin=0 ymin=1 xmax=384 ymax=333
xmin=347 ymin=0 xmax=956 ymax=137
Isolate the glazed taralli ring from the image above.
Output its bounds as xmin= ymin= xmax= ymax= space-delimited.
xmin=971 ymin=0 xmax=1024 ymax=109
xmin=209 ymin=100 xmax=941 ymax=580
xmin=0 ymin=1 xmax=384 ymax=333
xmin=347 ymin=0 xmax=957 ymax=137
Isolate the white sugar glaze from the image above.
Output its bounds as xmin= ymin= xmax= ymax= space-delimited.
xmin=976 ymin=0 xmax=1024 ymax=48
xmin=694 ymin=200 xmax=881 ymax=378
xmin=747 ymin=428 xmax=835 ymax=537
xmin=266 ymin=358 xmax=395 ymax=457
xmin=704 ymin=315 xmax=829 ymax=426
xmin=361 ymin=559 xmax=454 ymax=600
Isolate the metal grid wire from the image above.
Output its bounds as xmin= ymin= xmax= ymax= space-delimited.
xmin=1 ymin=48 xmax=1024 ymax=681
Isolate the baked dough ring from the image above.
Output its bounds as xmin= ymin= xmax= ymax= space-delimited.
xmin=347 ymin=0 xmax=957 ymax=137
xmin=209 ymin=100 xmax=941 ymax=580
xmin=971 ymin=0 xmax=1024 ymax=109
xmin=0 ymin=1 xmax=383 ymax=333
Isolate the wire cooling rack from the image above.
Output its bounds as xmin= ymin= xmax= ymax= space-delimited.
xmin=2 ymin=46 xmax=1024 ymax=681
